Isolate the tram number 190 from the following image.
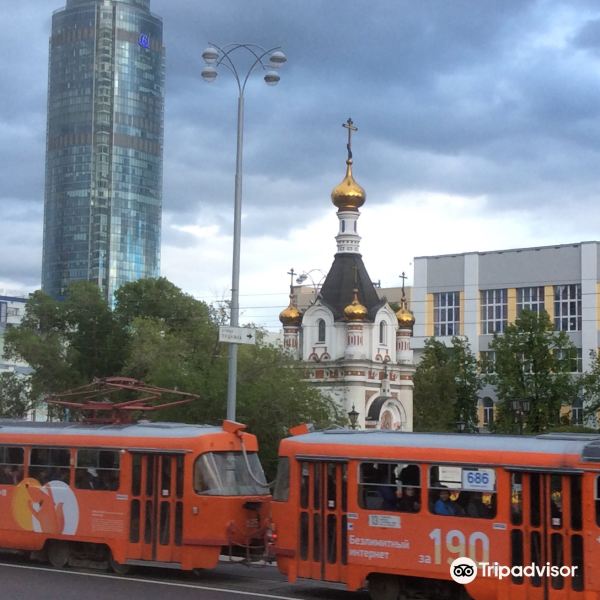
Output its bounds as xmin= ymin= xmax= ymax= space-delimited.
xmin=428 ymin=528 xmax=490 ymax=565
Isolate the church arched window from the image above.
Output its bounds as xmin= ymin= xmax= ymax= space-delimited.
xmin=317 ymin=319 xmax=326 ymax=343
xmin=379 ymin=321 xmax=386 ymax=344
xmin=483 ymin=397 xmax=494 ymax=427
xmin=341 ymin=220 xmax=345 ymax=233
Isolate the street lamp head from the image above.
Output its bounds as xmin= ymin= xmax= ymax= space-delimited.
xmin=348 ymin=405 xmax=359 ymax=430
xmin=296 ymin=274 xmax=308 ymax=284
xmin=269 ymin=50 xmax=287 ymax=69
xmin=264 ymin=71 xmax=280 ymax=86
xmin=201 ymin=66 xmax=218 ymax=83
xmin=202 ymin=46 xmax=219 ymax=64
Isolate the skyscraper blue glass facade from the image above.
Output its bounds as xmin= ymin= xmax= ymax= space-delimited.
xmin=42 ymin=0 xmax=164 ymax=302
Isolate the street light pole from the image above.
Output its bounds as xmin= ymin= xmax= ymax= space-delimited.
xmin=201 ymin=43 xmax=286 ymax=421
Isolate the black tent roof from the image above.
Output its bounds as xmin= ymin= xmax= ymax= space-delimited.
xmin=318 ymin=253 xmax=386 ymax=322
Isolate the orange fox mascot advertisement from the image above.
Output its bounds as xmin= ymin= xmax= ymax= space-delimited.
xmin=11 ymin=478 xmax=79 ymax=535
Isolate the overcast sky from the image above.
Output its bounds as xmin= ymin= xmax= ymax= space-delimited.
xmin=2 ymin=0 xmax=600 ymax=330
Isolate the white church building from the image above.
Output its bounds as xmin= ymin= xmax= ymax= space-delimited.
xmin=279 ymin=120 xmax=415 ymax=430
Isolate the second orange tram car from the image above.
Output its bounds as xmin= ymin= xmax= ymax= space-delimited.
xmin=271 ymin=428 xmax=600 ymax=600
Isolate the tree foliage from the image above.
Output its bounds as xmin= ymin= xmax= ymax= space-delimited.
xmin=3 ymin=283 xmax=126 ymax=398
xmin=580 ymin=350 xmax=600 ymax=428
xmin=3 ymin=277 xmax=341 ymax=476
xmin=487 ymin=310 xmax=577 ymax=433
xmin=413 ymin=337 xmax=480 ymax=432
xmin=0 ymin=372 xmax=34 ymax=418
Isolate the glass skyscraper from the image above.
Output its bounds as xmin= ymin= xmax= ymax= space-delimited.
xmin=42 ymin=0 xmax=165 ymax=302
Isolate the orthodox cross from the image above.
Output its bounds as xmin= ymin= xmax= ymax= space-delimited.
xmin=399 ymin=271 xmax=407 ymax=294
xmin=288 ymin=267 xmax=296 ymax=290
xmin=342 ymin=117 xmax=358 ymax=161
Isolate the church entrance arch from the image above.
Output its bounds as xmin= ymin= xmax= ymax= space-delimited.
xmin=365 ymin=395 xmax=406 ymax=430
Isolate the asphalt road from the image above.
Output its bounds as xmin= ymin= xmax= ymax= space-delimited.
xmin=0 ymin=556 xmax=371 ymax=600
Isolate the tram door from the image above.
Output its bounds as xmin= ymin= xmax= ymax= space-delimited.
xmin=297 ymin=460 xmax=348 ymax=583
xmin=129 ymin=452 xmax=184 ymax=563
xmin=508 ymin=470 xmax=584 ymax=599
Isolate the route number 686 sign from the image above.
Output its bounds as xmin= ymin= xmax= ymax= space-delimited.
xmin=461 ymin=468 xmax=495 ymax=492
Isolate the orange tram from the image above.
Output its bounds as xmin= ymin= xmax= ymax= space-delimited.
xmin=0 ymin=419 xmax=270 ymax=572
xmin=271 ymin=428 xmax=600 ymax=600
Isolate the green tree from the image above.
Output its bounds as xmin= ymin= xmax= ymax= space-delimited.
xmin=488 ymin=310 xmax=577 ymax=433
xmin=115 ymin=278 xmax=342 ymax=475
xmin=580 ymin=350 xmax=600 ymax=429
xmin=452 ymin=336 xmax=481 ymax=432
xmin=414 ymin=337 xmax=480 ymax=432
xmin=0 ymin=372 xmax=34 ymax=418
xmin=3 ymin=283 xmax=126 ymax=399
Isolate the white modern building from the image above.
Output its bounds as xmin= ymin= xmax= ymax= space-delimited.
xmin=410 ymin=242 xmax=599 ymax=426
xmin=0 ymin=293 xmax=30 ymax=374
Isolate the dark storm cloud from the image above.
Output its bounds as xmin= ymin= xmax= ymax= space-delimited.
xmin=2 ymin=0 xmax=600 ymax=291
xmin=155 ymin=0 xmax=600 ymax=223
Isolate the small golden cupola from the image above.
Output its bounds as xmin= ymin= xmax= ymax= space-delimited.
xmin=396 ymin=300 xmax=415 ymax=329
xmin=279 ymin=301 xmax=301 ymax=327
xmin=280 ymin=268 xmax=302 ymax=326
xmin=344 ymin=288 xmax=368 ymax=321
xmin=331 ymin=118 xmax=366 ymax=212
xmin=395 ymin=272 xmax=415 ymax=329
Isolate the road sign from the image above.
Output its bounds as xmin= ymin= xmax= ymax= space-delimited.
xmin=219 ymin=326 xmax=257 ymax=345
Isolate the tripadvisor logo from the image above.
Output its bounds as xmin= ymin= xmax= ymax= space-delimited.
xmin=450 ymin=557 xmax=578 ymax=583
xmin=450 ymin=557 xmax=477 ymax=584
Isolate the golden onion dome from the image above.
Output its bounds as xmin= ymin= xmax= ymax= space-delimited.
xmin=331 ymin=159 xmax=366 ymax=212
xmin=396 ymin=300 xmax=415 ymax=329
xmin=279 ymin=300 xmax=302 ymax=326
xmin=344 ymin=289 xmax=368 ymax=321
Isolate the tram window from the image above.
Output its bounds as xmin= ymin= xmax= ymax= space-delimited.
xmin=144 ymin=500 xmax=153 ymax=543
xmin=313 ymin=513 xmax=321 ymax=561
xmin=510 ymin=529 xmax=524 ymax=584
xmin=272 ymin=457 xmax=289 ymax=502
xmin=530 ymin=473 xmax=541 ymax=527
xmin=596 ymin=477 xmax=600 ymax=526
xmin=511 ymin=473 xmax=523 ymax=525
xmin=341 ymin=514 xmax=348 ymax=565
xmin=341 ymin=464 xmax=348 ymax=512
xmin=159 ymin=501 xmax=170 ymax=545
xmin=300 ymin=463 xmax=309 ymax=508
xmin=146 ymin=455 xmax=155 ymax=496
xmin=0 ymin=446 xmax=24 ymax=485
xmin=75 ymin=449 xmax=120 ymax=491
xmin=194 ymin=451 xmax=268 ymax=496
xmin=550 ymin=533 xmax=564 ymax=590
xmin=327 ymin=514 xmax=337 ymax=563
xmin=174 ymin=502 xmax=183 ymax=546
xmin=29 ymin=447 xmax=71 ymax=484
xmin=132 ymin=454 xmax=141 ymax=496
xmin=358 ymin=462 xmax=420 ymax=512
xmin=161 ymin=457 xmax=171 ymax=496
xmin=129 ymin=499 xmax=140 ymax=543
xmin=300 ymin=512 xmax=309 ymax=560
xmin=429 ymin=465 xmax=496 ymax=518
xmin=571 ymin=535 xmax=584 ymax=591
xmin=530 ymin=531 xmax=542 ymax=587
xmin=327 ymin=463 xmax=336 ymax=508
xmin=570 ymin=475 xmax=582 ymax=531
xmin=175 ymin=456 xmax=183 ymax=499
xmin=550 ymin=475 xmax=562 ymax=529
xmin=313 ymin=463 xmax=321 ymax=510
